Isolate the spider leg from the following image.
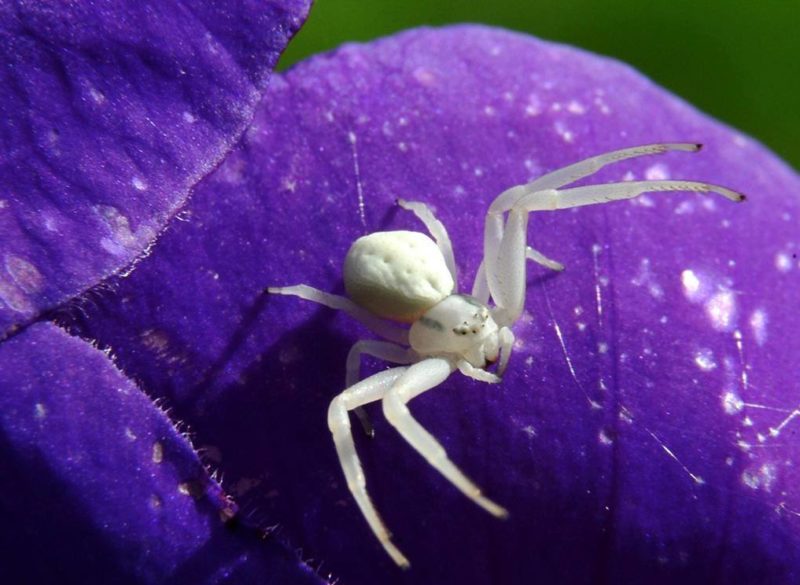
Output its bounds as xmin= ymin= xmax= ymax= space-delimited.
xmin=472 ymin=246 xmax=563 ymax=303
xmin=526 ymin=246 xmax=565 ymax=272
xmin=471 ymin=260 xmax=491 ymax=303
xmin=486 ymin=206 xmax=528 ymax=325
xmin=488 ymin=143 xmax=703 ymax=216
xmin=397 ymin=199 xmax=458 ymax=288
xmin=457 ymin=359 xmax=501 ymax=383
xmin=328 ymin=366 xmax=411 ymax=568
xmin=480 ymin=143 xmax=704 ymax=300
xmin=382 ymin=357 xmax=509 ymax=518
xmin=488 ymin=179 xmax=744 ymax=326
xmin=346 ymin=340 xmax=417 ymax=437
xmin=497 ymin=327 xmax=515 ymax=376
xmin=267 ymin=284 xmax=409 ymax=345
xmin=540 ymin=180 xmax=744 ymax=206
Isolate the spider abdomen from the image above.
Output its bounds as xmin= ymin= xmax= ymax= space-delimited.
xmin=344 ymin=230 xmax=454 ymax=323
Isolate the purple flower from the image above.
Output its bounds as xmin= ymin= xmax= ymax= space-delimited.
xmin=2 ymin=8 xmax=799 ymax=584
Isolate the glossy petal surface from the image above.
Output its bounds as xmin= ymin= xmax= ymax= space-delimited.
xmin=63 ymin=26 xmax=800 ymax=583
xmin=0 ymin=0 xmax=309 ymax=337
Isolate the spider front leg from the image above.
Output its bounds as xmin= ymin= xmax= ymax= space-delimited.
xmin=471 ymin=247 xmax=563 ymax=304
xmin=497 ymin=326 xmax=515 ymax=376
xmin=479 ymin=143 xmax=707 ymax=308
xmin=482 ymin=143 xmax=704 ymax=281
xmin=488 ymin=179 xmax=744 ymax=325
xmin=345 ymin=340 xmax=417 ymax=437
xmin=328 ymin=366 xmax=411 ymax=567
xmin=382 ymin=357 xmax=509 ymax=519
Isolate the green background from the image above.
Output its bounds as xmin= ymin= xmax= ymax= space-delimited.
xmin=280 ymin=0 xmax=800 ymax=170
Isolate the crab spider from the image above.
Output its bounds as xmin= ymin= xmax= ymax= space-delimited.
xmin=268 ymin=143 xmax=744 ymax=568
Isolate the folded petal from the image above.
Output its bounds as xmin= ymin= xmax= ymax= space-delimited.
xmin=0 ymin=0 xmax=310 ymax=337
xmin=0 ymin=322 xmax=324 ymax=584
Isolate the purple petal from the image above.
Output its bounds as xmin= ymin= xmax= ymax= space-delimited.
xmin=63 ymin=26 xmax=800 ymax=583
xmin=0 ymin=322 xmax=324 ymax=584
xmin=0 ymin=0 xmax=310 ymax=337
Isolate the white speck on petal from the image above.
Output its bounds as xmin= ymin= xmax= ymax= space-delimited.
xmin=94 ymin=205 xmax=156 ymax=261
xmin=701 ymin=198 xmax=718 ymax=212
xmin=132 ymin=177 xmax=147 ymax=191
xmin=694 ymin=348 xmax=717 ymax=371
xmin=741 ymin=463 xmax=777 ymax=492
xmin=524 ymin=94 xmax=542 ymax=117
xmin=648 ymin=283 xmax=664 ymax=298
xmin=566 ymin=100 xmax=586 ymax=115
xmin=749 ymin=309 xmax=768 ymax=346
xmin=775 ymin=252 xmax=792 ymax=273
xmin=645 ymin=163 xmax=670 ymax=181
xmin=598 ymin=429 xmax=614 ymax=445
xmin=152 ymin=442 xmax=164 ymax=464
xmin=281 ymin=178 xmax=297 ymax=193
xmin=523 ymin=158 xmax=541 ymax=176
xmin=413 ymin=67 xmax=436 ymax=85
xmin=593 ymin=95 xmax=612 ymax=114
xmin=34 ymin=403 xmax=47 ymax=419
xmin=722 ymin=391 xmax=744 ymax=414
xmin=182 ymin=111 xmax=196 ymax=123
xmin=89 ymin=87 xmax=106 ymax=104
xmin=742 ymin=470 xmax=759 ymax=489
xmin=553 ymin=121 xmax=574 ymax=143
xmin=5 ymin=254 xmax=43 ymax=293
xmin=681 ymin=269 xmax=702 ymax=301
xmin=706 ymin=290 xmax=737 ymax=331
xmin=631 ymin=194 xmax=655 ymax=208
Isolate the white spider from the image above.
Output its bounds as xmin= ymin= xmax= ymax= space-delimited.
xmin=268 ymin=143 xmax=744 ymax=567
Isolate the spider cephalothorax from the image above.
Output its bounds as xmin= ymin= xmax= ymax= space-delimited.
xmin=269 ymin=143 xmax=744 ymax=567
